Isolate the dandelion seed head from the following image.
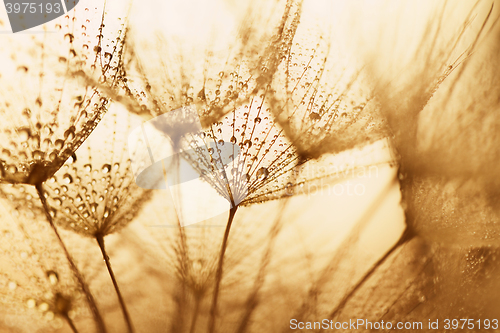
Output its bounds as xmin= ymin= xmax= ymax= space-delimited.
xmin=42 ymin=104 xmax=152 ymax=238
xmin=0 ymin=1 xmax=126 ymax=185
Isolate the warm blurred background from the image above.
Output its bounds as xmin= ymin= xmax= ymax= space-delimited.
xmin=0 ymin=0 xmax=499 ymax=332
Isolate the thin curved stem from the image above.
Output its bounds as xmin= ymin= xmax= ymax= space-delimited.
xmin=323 ymin=228 xmax=413 ymax=326
xmin=95 ymin=233 xmax=135 ymax=333
xmin=188 ymin=295 xmax=202 ymax=333
xmin=63 ymin=314 xmax=79 ymax=333
xmin=35 ymin=183 xmax=107 ymax=333
xmin=207 ymin=205 xmax=238 ymax=333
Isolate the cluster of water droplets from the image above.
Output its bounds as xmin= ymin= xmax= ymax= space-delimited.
xmin=0 ymin=183 xmax=85 ymax=331
xmin=41 ymin=105 xmax=151 ymax=237
xmin=178 ymin=95 xmax=301 ymax=207
xmin=405 ymin=177 xmax=500 ymax=247
xmin=0 ymin=2 xmax=127 ymax=185
xmin=268 ymin=15 xmax=387 ymax=160
xmin=123 ymin=0 xmax=302 ymax=130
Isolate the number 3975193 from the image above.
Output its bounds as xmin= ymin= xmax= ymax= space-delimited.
xmin=443 ymin=319 xmax=498 ymax=330
xmin=5 ymin=2 xmax=62 ymax=14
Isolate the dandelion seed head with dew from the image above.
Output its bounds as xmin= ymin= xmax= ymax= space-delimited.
xmin=41 ymin=104 xmax=153 ymax=238
xmin=268 ymin=0 xmax=388 ymax=160
xmin=123 ymin=0 xmax=302 ymax=127
xmin=339 ymin=0 xmax=500 ymax=323
xmin=0 ymin=0 xmax=498 ymax=332
xmin=0 ymin=1 xmax=126 ymax=185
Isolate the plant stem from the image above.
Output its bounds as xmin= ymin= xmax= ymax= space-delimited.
xmin=95 ymin=233 xmax=135 ymax=333
xmin=188 ymin=295 xmax=202 ymax=333
xmin=63 ymin=314 xmax=79 ymax=333
xmin=324 ymin=228 xmax=413 ymax=323
xmin=207 ymin=205 xmax=238 ymax=333
xmin=35 ymin=183 xmax=107 ymax=333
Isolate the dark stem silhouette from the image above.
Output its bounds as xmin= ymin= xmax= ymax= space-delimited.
xmin=95 ymin=233 xmax=135 ymax=333
xmin=63 ymin=314 xmax=79 ymax=333
xmin=189 ymin=294 xmax=202 ymax=333
xmin=35 ymin=183 xmax=107 ymax=333
xmin=323 ymin=228 xmax=413 ymax=327
xmin=207 ymin=205 xmax=239 ymax=333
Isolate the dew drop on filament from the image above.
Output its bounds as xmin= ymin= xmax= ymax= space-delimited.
xmin=309 ymin=112 xmax=321 ymax=121
xmin=47 ymin=271 xmax=59 ymax=285
xmin=102 ymin=164 xmax=111 ymax=174
xmin=62 ymin=174 xmax=73 ymax=184
xmin=256 ymin=167 xmax=269 ymax=181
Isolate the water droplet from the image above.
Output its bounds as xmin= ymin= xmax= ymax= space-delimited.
xmin=90 ymin=203 xmax=98 ymax=212
xmin=64 ymin=33 xmax=74 ymax=43
xmin=45 ymin=311 xmax=54 ymax=320
xmin=84 ymin=164 xmax=92 ymax=172
xmin=27 ymin=299 xmax=36 ymax=308
xmin=62 ymin=174 xmax=73 ymax=184
xmin=47 ymin=271 xmax=59 ymax=285
xmin=17 ymin=127 xmax=31 ymax=141
xmin=68 ymin=153 xmax=77 ymax=164
xmin=102 ymin=164 xmax=111 ymax=173
xmin=254 ymin=117 xmax=261 ymax=123
xmin=38 ymin=302 xmax=49 ymax=312
xmin=256 ymin=167 xmax=269 ymax=181
xmin=243 ymin=140 xmax=252 ymax=148
xmin=309 ymin=112 xmax=321 ymax=121
xmin=64 ymin=127 xmax=75 ymax=141
xmin=54 ymin=139 xmax=64 ymax=150
xmin=230 ymin=136 xmax=237 ymax=144
xmin=8 ymin=281 xmax=17 ymax=290
xmin=32 ymin=150 xmax=44 ymax=160
xmin=22 ymin=108 xmax=31 ymax=118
